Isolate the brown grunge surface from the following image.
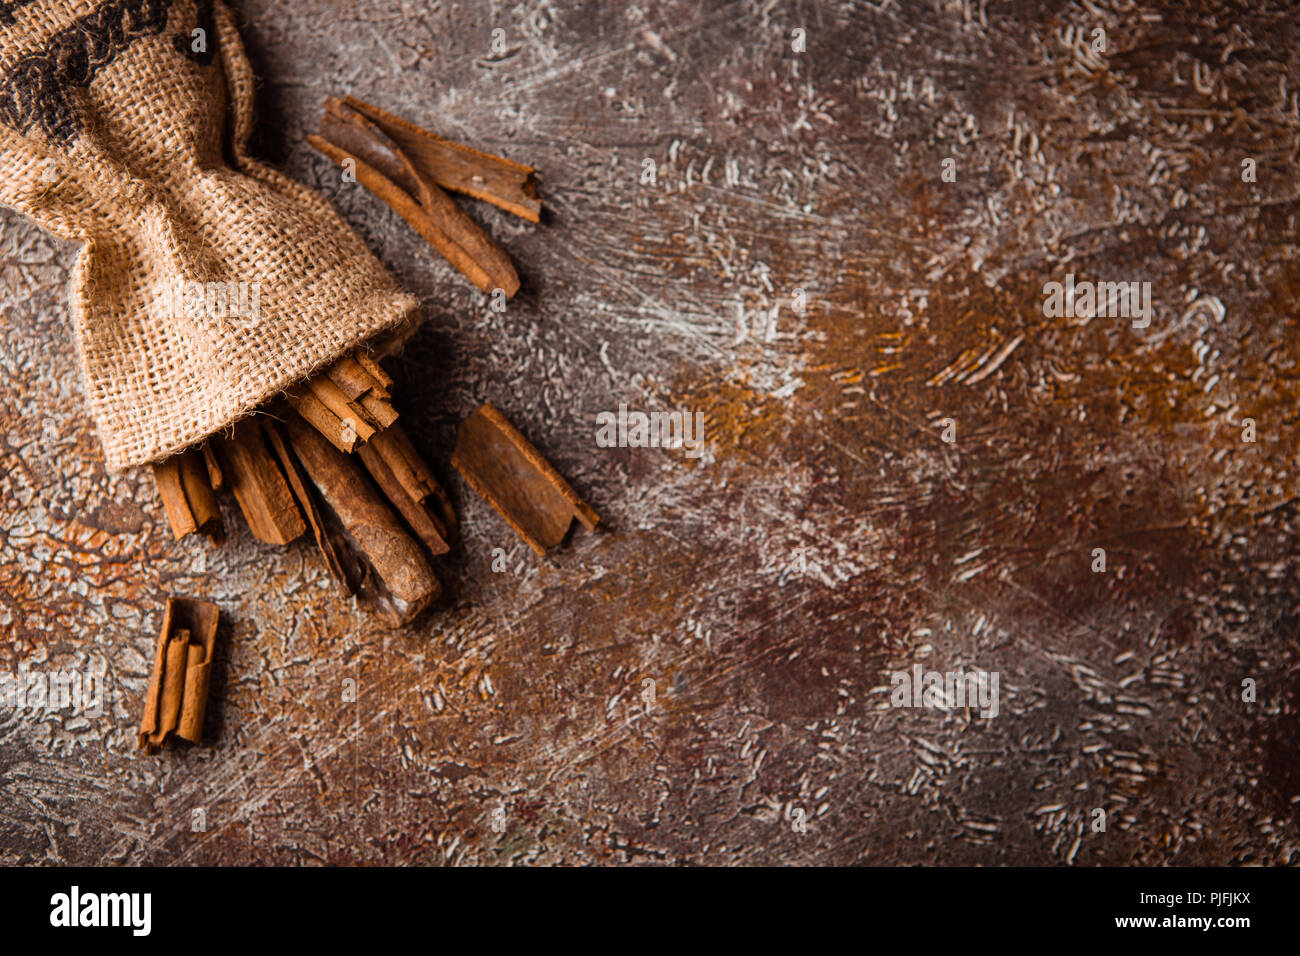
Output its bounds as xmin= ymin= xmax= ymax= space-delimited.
xmin=1 ymin=0 xmax=1298 ymax=864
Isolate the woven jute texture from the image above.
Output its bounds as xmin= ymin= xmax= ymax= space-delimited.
xmin=0 ymin=0 xmax=419 ymax=471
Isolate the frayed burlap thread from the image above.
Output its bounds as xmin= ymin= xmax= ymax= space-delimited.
xmin=0 ymin=0 xmax=419 ymax=471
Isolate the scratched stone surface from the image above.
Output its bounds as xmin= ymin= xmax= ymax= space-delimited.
xmin=1 ymin=0 xmax=1298 ymax=865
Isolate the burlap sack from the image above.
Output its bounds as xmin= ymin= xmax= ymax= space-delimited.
xmin=0 ymin=0 xmax=419 ymax=471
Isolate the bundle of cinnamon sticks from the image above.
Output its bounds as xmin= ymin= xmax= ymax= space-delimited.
xmin=149 ymin=97 xmax=596 ymax=628
xmin=152 ymin=352 xmax=451 ymax=625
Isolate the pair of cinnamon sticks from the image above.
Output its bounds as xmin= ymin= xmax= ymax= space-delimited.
xmin=309 ymin=94 xmax=539 ymax=298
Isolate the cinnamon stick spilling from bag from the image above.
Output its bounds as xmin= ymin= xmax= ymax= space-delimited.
xmin=283 ymin=411 xmax=441 ymax=626
xmin=214 ymin=420 xmax=308 ymax=546
xmin=148 ymin=348 xmax=453 ymax=626
xmin=152 ymin=446 xmax=223 ymax=543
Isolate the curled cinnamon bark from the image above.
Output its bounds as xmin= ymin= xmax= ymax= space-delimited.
xmin=213 ymin=419 xmax=307 ymax=546
xmin=339 ymin=95 xmax=541 ymax=222
xmin=138 ymin=597 xmax=218 ymax=752
xmin=261 ymin=416 xmax=352 ymax=590
xmin=283 ymin=412 xmax=441 ymax=626
xmin=151 ymin=446 xmax=222 ymax=543
xmin=452 ymin=403 xmax=597 ymax=555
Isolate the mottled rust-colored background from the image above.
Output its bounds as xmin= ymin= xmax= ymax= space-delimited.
xmin=2 ymin=0 xmax=1298 ymax=865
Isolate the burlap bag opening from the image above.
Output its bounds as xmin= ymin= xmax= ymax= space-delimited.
xmin=0 ymin=0 xmax=419 ymax=471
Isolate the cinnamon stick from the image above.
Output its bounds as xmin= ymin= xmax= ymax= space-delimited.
xmin=371 ymin=424 xmax=458 ymax=542
xmin=310 ymin=98 xmax=521 ymax=297
xmin=178 ymin=451 xmax=222 ymax=540
xmin=138 ymin=596 xmax=219 ymax=751
xmin=287 ymin=385 xmax=359 ymax=454
xmin=260 ymin=416 xmax=353 ymax=590
xmin=451 ymin=404 xmax=597 ymax=555
xmin=355 ymin=353 xmax=393 ymax=390
xmin=152 ymin=447 xmax=222 ymax=542
xmin=152 ymin=458 xmax=196 ymax=539
xmin=328 ymin=356 xmax=383 ymax=400
xmin=358 ymin=391 xmax=399 ymax=429
xmin=178 ymin=640 xmax=209 ymax=742
xmin=283 ymin=412 xmax=440 ymax=625
xmin=357 ymin=440 xmax=450 ymax=556
xmin=341 ymin=95 xmax=542 ymax=222
xmin=159 ymin=630 xmax=189 ymax=733
xmin=308 ymin=376 xmax=377 ymax=442
xmin=213 ymin=419 xmax=307 ymax=545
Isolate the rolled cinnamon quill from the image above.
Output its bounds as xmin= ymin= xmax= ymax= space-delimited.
xmin=213 ymin=419 xmax=307 ymax=545
xmin=261 ymin=417 xmax=353 ymax=590
xmin=309 ymin=97 xmax=522 ymax=297
xmin=452 ymin=403 xmax=597 ymax=556
xmin=283 ymin=412 xmax=440 ymax=625
xmin=337 ymin=95 xmax=541 ymax=223
xmin=357 ymin=441 xmax=450 ymax=557
xmin=138 ymin=597 xmax=219 ymax=752
xmin=152 ymin=446 xmax=222 ymax=542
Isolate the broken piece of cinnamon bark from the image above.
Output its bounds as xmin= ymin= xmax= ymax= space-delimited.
xmin=451 ymin=403 xmax=598 ymax=556
xmin=261 ymin=416 xmax=353 ymax=589
xmin=212 ymin=419 xmax=307 ymax=545
xmin=339 ymin=95 xmax=541 ymax=222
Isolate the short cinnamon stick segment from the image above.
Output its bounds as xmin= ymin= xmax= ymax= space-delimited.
xmin=451 ymin=404 xmax=598 ymax=556
xmin=328 ymin=356 xmax=384 ymax=400
xmin=371 ymin=424 xmax=458 ymax=542
xmin=355 ymin=353 xmax=393 ymax=390
xmin=309 ymin=376 xmax=377 ymax=443
xmin=159 ymin=630 xmax=189 ymax=733
xmin=152 ymin=459 xmax=196 ymax=539
xmin=357 ymin=440 xmax=450 ymax=556
xmin=261 ymin=417 xmax=352 ymax=590
xmin=213 ymin=420 xmax=307 ymax=545
xmin=138 ymin=597 xmax=219 ymax=752
xmin=152 ymin=447 xmax=222 ymax=542
xmin=286 ymin=385 xmax=359 ymax=455
xmin=359 ymin=392 xmax=399 ymax=429
xmin=342 ymin=95 xmax=542 ymax=223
